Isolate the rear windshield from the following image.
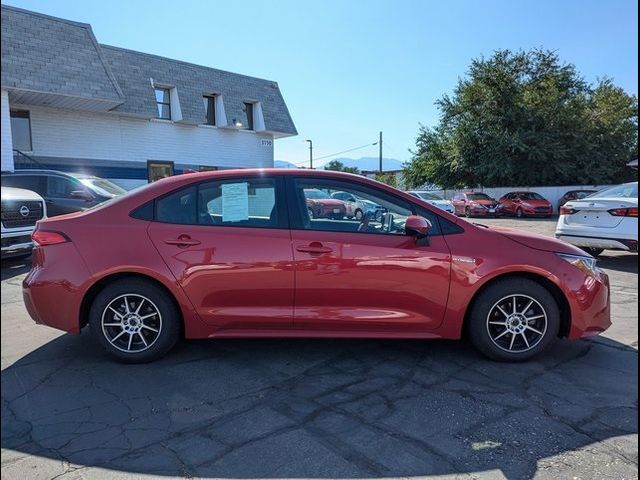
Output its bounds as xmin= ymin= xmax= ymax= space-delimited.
xmin=467 ymin=193 xmax=493 ymax=201
xmin=304 ymin=189 xmax=330 ymax=199
xmin=414 ymin=192 xmax=443 ymax=201
xmin=589 ymin=183 xmax=638 ymax=199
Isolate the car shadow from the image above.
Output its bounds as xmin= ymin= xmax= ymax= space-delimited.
xmin=597 ymin=253 xmax=638 ymax=274
xmin=0 ymin=256 xmax=31 ymax=281
xmin=1 ymin=334 xmax=637 ymax=478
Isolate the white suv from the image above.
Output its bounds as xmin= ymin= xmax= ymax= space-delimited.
xmin=1 ymin=187 xmax=47 ymax=259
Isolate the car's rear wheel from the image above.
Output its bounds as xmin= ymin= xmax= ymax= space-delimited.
xmin=465 ymin=207 xmax=472 ymax=218
xmin=89 ymin=279 xmax=181 ymax=363
xmin=515 ymin=208 xmax=524 ymax=218
xmin=354 ymin=209 xmax=363 ymax=221
xmin=581 ymin=247 xmax=604 ymax=257
xmin=468 ymin=278 xmax=560 ymax=361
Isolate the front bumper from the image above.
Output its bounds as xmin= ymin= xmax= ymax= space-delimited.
xmin=1 ymin=230 xmax=34 ymax=258
xmin=561 ymin=266 xmax=611 ymax=339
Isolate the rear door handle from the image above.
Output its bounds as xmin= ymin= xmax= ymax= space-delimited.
xmin=164 ymin=235 xmax=201 ymax=247
xmin=296 ymin=242 xmax=332 ymax=254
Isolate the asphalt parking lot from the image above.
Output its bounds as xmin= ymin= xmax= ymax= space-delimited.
xmin=1 ymin=217 xmax=637 ymax=479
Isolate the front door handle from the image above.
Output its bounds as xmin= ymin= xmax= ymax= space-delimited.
xmin=296 ymin=242 xmax=332 ymax=255
xmin=164 ymin=235 xmax=201 ymax=247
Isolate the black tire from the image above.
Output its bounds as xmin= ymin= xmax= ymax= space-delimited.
xmin=307 ymin=207 xmax=315 ymax=219
xmin=467 ymin=278 xmax=560 ymax=362
xmin=89 ymin=278 xmax=181 ymax=363
xmin=516 ymin=208 xmax=524 ymax=218
xmin=581 ymin=247 xmax=604 ymax=257
xmin=354 ymin=209 xmax=363 ymax=221
xmin=465 ymin=207 xmax=472 ymax=218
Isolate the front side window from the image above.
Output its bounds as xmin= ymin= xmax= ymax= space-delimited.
xmin=203 ymin=95 xmax=216 ymax=125
xmin=155 ymin=88 xmax=171 ymax=120
xmin=47 ymin=176 xmax=85 ymax=198
xmin=292 ymin=178 xmax=444 ymax=236
xmin=10 ymin=110 xmax=32 ymax=151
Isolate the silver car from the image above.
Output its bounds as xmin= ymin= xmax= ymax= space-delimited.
xmin=408 ymin=191 xmax=455 ymax=214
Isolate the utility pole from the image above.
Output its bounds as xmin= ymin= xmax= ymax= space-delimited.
xmin=306 ymin=139 xmax=313 ymax=169
xmin=378 ymin=131 xmax=383 ymax=173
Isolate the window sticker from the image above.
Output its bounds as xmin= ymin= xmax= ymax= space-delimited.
xmin=221 ymin=182 xmax=249 ymax=222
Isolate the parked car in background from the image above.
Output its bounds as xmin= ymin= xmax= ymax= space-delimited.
xmin=330 ymin=191 xmax=385 ymax=220
xmin=1 ymin=170 xmax=126 ymax=217
xmin=407 ymin=191 xmax=455 ymax=214
xmin=1 ymin=187 xmax=46 ymax=259
xmin=557 ymin=189 xmax=600 ymax=211
xmin=499 ymin=191 xmax=553 ymax=217
xmin=555 ymin=182 xmax=638 ymax=257
xmin=304 ymin=188 xmax=347 ymax=219
xmin=451 ymin=192 xmax=502 ymax=217
xmin=23 ymin=169 xmax=610 ymax=363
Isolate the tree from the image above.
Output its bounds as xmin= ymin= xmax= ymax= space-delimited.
xmin=404 ymin=49 xmax=638 ymax=188
xmin=324 ymin=160 xmax=360 ymax=174
xmin=374 ymin=172 xmax=398 ymax=188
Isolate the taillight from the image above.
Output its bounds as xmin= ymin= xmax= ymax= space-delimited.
xmin=32 ymin=230 xmax=69 ymax=246
xmin=608 ymin=207 xmax=638 ymax=217
xmin=559 ymin=206 xmax=579 ymax=215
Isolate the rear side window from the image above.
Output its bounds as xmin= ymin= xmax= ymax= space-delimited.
xmin=156 ymin=186 xmax=197 ymax=224
xmin=153 ymin=177 xmax=283 ymax=228
xmin=1 ymin=175 xmax=46 ymax=196
xmin=48 ymin=176 xmax=83 ymax=198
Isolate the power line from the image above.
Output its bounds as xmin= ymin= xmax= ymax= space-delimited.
xmin=292 ymin=141 xmax=378 ymax=166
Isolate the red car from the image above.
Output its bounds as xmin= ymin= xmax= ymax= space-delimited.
xmin=451 ymin=192 xmax=502 ymax=217
xmin=23 ymin=169 xmax=610 ymax=363
xmin=304 ymin=188 xmax=347 ymax=219
xmin=499 ymin=191 xmax=553 ymax=218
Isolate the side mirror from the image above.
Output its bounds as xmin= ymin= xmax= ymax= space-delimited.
xmin=405 ymin=215 xmax=432 ymax=238
xmin=70 ymin=190 xmax=93 ymax=202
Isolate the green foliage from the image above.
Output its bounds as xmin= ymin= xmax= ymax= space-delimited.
xmin=404 ymin=49 xmax=638 ymax=188
xmin=323 ymin=160 xmax=360 ymax=174
xmin=374 ymin=172 xmax=398 ymax=188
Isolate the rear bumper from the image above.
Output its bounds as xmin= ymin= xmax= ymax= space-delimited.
xmin=22 ymin=243 xmax=91 ymax=334
xmin=556 ymin=234 xmax=638 ymax=252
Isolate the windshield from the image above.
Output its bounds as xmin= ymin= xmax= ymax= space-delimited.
xmin=588 ymin=183 xmax=637 ymax=199
xmin=414 ymin=192 xmax=443 ymax=201
xmin=304 ymin=189 xmax=331 ymax=200
xmin=518 ymin=192 xmax=545 ymax=200
xmin=79 ymin=177 xmax=127 ymax=197
xmin=467 ymin=193 xmax=493 ymax=201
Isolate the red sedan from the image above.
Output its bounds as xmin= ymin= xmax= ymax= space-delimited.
xmin=304 ymin=188 xmax=347 ymax=219
xmin=499 ymin=191 xmax=554 ymax=218
xmin=23 ymin=169 xmax=610 ymax=363
xmin=451 ymin=192 xmax=502 ymax=217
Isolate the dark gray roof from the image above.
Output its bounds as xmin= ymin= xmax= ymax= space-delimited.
xmin=100 ymin=45 xmax=297 ymax=135
xmin=1 ymin=4 xmax=297 ymax=136
xmin=0 ymin=5 xmax=124 ymax=103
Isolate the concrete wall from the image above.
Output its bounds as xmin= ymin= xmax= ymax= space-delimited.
xmin=14 ymin=104 xmax=275 ymax=169
xmin=1 ymin=90 xmax=14 ymax=172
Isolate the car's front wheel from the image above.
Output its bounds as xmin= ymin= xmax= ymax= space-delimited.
xmin=89 ymin=278 xmax=181 ymax=363
xmin=468 ymin=278 xmax=560 ymax=361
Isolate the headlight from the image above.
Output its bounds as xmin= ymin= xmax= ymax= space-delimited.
xmin=556 ymin=253 xmax=599 ymax=276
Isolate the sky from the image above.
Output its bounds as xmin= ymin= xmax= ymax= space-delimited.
xmin=5 ymin=0 xmax=638 ymax=167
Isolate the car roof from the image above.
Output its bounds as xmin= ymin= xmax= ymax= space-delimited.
xmin=11 ymin=169 xmax=82 ymax=178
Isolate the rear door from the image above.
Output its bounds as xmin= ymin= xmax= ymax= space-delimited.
xmin=147 ymin=175 xmax=294 ymax=331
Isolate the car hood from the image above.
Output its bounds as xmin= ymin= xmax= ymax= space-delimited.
xmin=427 ymin=200 xmax=452 ymax=207
xmin=520 ymin=199 xmax=551 ymax=207
xmin=309 ymin=198 xmax=345 ymax=207
xmin=490 ymin=226 xmax=587 ymax=255
xmin=471 ymin=199 xmax=498 ymax=206
xmin=1 ymin=186 xmax=44 ymax=202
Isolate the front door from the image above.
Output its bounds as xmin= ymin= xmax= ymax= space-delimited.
xmin=147 ymin=176 xmax=294 ymax=331
xmin=288 ymin=177 xmax=452 ymax=333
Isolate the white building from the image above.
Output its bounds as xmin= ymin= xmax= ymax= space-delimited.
xmin=1 ymin=5 xmax=297 ymax=189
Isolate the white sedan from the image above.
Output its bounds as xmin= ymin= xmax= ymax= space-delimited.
xmin=555 ymin=182 xmax=638 ymax=256
xmin=407 ymin=191 xmax=455 ymax=214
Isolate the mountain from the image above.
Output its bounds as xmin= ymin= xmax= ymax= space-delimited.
xmin=274 ymin=157 xmax=404 ymax=171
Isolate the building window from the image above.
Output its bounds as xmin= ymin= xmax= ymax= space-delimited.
xmin=155 ymin=88 xmax=171 ymax=120
xmin=244 ymin=102 xmax=254 ymax=130
xmin=147 ymin=160 xmax=174 ymax=182
xmin=10 ymin=110 xmax=32 ymax=151
xmin=203 ymin=95 xmax=216 ymax=125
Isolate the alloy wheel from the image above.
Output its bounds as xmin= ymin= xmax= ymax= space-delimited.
xmin=486 ymin=294 xmax=547 ymax=353
xmin=101 ymin=294 xmax=162 ymax=353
